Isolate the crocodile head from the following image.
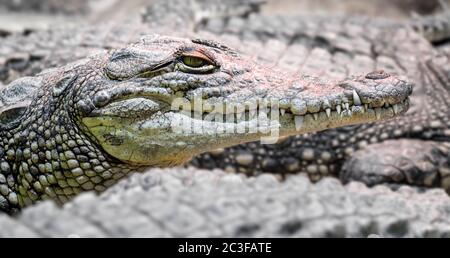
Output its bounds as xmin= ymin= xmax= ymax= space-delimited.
xmin=77 ymin=35 xmax=412 ymax=167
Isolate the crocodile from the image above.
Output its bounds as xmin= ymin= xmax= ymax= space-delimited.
xmin=0 ymin=0 xmax=449 ymax=238
xmin=177 ymin=3 xmax=450 ymax=192
xmin=0 ymin=0 xmax=448 ymax=198
xmin=0 ymin=34 xmax=412 ymax=214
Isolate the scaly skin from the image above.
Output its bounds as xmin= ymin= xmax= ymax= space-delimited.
xmin=189 ymin=10 xmax=450 ymax=190
xmin=0 ymin=0 xmax=447 ymax=237
xmin=0 ymin=0 xmax=448 ymax=193
xmin=142 ymin=0 xmax=266 ymax=33
xmin=0 ymin=0 xmax=266 ymax=84
xmin=0 ymin=20 xmax=154 ymax=84
xmin=410 ymin=0 xmax=450 ymax=43
xmin=3 ymin=168 xmax=450 ymax=238
xmin=0 ymin=35 xmax=412 ymax=214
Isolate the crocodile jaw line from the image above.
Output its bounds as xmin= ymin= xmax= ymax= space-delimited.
xmin=82 ymin=95 xmax=409 ymax=167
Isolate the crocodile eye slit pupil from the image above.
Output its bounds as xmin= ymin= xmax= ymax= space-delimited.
xmin=182 ymin=56 xmax=206 ymax=68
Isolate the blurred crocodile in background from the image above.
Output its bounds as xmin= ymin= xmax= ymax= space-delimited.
xmin=0 ymin=0 xmax=91 ymax=15
xmin=0 ymin=0 xmax=449 ymax=237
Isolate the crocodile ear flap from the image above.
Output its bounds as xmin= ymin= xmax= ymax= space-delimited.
xmin=53 ymin=74 xmax=78 ymax=97
xmin=0 ymin=102 xmax=30 ymax=126
xmin=0 ymin=77 xmax=40 ymax=128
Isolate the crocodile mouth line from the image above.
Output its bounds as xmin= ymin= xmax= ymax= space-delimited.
xmin=92 ymin=92 xmax=410 ymax=126
xmin=173 ymin=97 xmax=410 ymax=126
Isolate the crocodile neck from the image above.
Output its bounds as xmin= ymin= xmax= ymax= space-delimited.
xmin=0 ymin=72 xmax=139 ymax=214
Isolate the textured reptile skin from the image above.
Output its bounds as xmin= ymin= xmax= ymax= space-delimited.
xmin=2 ymin=167 xmax=450 ymax=237
xmin=0 ymin=0 xmax=449 ymax=238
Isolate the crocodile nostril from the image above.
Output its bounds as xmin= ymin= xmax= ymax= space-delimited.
xmin=365 ymin=70 xmax=390 ymax=80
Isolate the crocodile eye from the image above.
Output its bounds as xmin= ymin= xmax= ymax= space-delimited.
xmin=177 ymin=52 xmax=216 ymax=74
xmin=182 ymin=56 xmax=207 ymax=68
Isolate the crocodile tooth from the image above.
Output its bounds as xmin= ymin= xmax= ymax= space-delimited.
xmin=295 ymin=116 xmax=303 ymax=130
xmin=313 ymin=113 xmax=318 ymax=121
xmin=352 ymin=90 xmax=362 ymax=106
xmin=364 ymin=104 xmax=368 ymax=111
xmin=280 ymin=109 xmax=286 ymax=116
xmin=336 ymin=105 xmax=342 ymax=114
xmin=326 ymin=108 xmax=331 ymax=118
xmin=393 ymin=104 xmax=399 ymax=114
xmin=345 ymin=103 xmax=349 ymax=110
xmin=375 ymin=108 xmax=382 ymax=119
